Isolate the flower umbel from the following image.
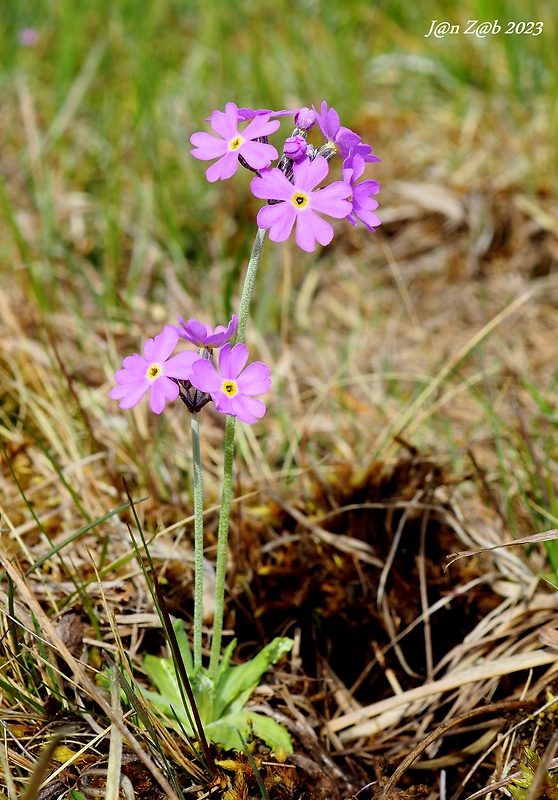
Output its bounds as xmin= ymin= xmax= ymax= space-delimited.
xmin=177 ymin=314 xmax=239 ymax=349
xmin=110 ymin=326 xmax=198 ymax=414
xmin=189 ymin=343 xmax=271 ymax=424
xmin=251 ymin=155 xmax=352 ymax=252
xmin=190 ymin=102 xmax=280 ymax=182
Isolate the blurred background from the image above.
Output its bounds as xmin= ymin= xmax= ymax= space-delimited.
xmin=2 ymin=0 xmax=555 ymax=311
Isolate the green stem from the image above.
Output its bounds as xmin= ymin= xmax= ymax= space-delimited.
xmin=208 ymin=226 xmax=267 ymax=679
xmin=190 ymin=411 xmax=204 ymax=671
xmin=236 ymin=227 xmax=267 ymax=344
xmin=209 ymin=412 xmax=236 ymax=678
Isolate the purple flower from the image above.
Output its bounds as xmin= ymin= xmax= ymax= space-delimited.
xmin=18 ymin=27 xmax=40 ymax=47
xmin=294 ymin=107 xmax=316 ymax=131
xmin=190 ymin=103 xmax=280 ymax=182
xmin=190 ymin=343 xmax=271 ymax=424
xmin=251 ymin=155 xmax=352 ymax=252
xmin=177 ymin=314 xmax=238 ymax=349
xmin=343 ymin=151 xmax=381 ymax=232
xmin=314 ymin=101 xmax=380 ymax=163
xmin=314 ymin=101 xmax=342 ymax=142
xmin=110 ymin=325 xmax=199 ymax=414
xmin=283 ymin=135 xmax=307 ymax=161
xmin=236 ymin=107 xmax=298 ymax=122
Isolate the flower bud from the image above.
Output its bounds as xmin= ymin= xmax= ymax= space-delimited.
xmin=294 ymin=107 xmax=316 ymax=131
xmin=283 ymin=135 xmax=308 ymax=161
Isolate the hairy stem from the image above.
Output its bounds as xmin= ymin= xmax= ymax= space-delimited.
xmin=236 ymin=227 xmax=267 ymax=344
xmin=190 ymin=411 xmax=204 ymax=671
xmin=209 ymin=226 xmax=267 ymax=679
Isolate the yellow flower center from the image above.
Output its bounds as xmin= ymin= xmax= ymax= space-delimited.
xmin=229 ymin=135 xmax=244 ymax=152
xmin=147 ymin=363 xmax=162 ymax=381
xmin=292 ymin=191 xmax=309 ymax=210
xmin=222 ymin=380 xmax=238 ymax=397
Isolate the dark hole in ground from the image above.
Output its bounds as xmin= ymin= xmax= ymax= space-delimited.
xmin=223 ymin=458 xmax=500 ymax=707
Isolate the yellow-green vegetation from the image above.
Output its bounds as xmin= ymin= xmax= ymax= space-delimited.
xmin=510 ymin=747 xmax=558 ymax=800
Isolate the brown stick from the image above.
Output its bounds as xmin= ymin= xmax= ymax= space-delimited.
xmin=379 ymin=700 xmax=537 ymax=800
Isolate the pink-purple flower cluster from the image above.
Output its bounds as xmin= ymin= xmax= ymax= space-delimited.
xmin=110 ymin=316 xmax=271 ymax=423
xmin=190 ymin=101 xmax=381 ymax=252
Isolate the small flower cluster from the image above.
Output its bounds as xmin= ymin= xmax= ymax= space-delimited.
xmin=110 ymin=315 xmax=271 ymax=424
xmin=190 ymin=101 xmax=381 ymax=252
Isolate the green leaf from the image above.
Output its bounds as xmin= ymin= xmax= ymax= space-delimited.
xmin=172 ymin=617 xmax=194 ymax=676
xmin=142 ymin=638 xmax=294 ymax=753
xmin=143 ymin=654 xmax=217 ymax=730
xmin=190 ymin=668 xmax=215 ymax=725
xmin=143 ymin=655 xmax=183 ymax=707
xmin=217 ymin=637 xmax=237 ymax=680
xmin=206 ymin=710 xmax=293 ymax=753
xmin=213 ymin=637 xmax=293 ymax=720
xmin=142 ymin=655 xmax=195 ymax=728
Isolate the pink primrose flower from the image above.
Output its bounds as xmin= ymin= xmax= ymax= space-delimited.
xmin=189 ymin=343 xmax=271 ymax=424
xmin=190 ymin=102 xmax=280 ymax=182
xmin=110 ymin=325 xmax=198 ymax=414
xmin=250 ymin=155 xmax=352 ymax=252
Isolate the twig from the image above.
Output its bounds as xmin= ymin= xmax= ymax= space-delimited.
xmin=330 ymin=650 xmax=556 ymax=738
xmin=379 ymin=701 xmax=537 ymax=800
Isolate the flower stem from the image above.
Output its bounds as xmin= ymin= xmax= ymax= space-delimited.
xmin=190 ymin=411 xmax=204 ymax=671
xmin=236 ymin=227 xmax=267 ymax=345
xmin=209 ymin=412 xmax=236 ymax=678
xmin=209 ymin=226 xmax=267 ymax=679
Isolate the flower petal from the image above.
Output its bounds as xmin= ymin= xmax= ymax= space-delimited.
xmin=238 ymin=140 xmax=278 ymax=170
xmin=242 ymin=115 xmax=280 ymax=140
xmin=354 ymin=207 xmax=382 ymax=231
xmin=315 ymin=101 xmax=340 ymax=139
xmin=190 ymin=132 xmax=229 ymax=160
xmin=310 ymin=181 xmax=352 ymax=218
xmin=236 ymin=362 xmax=272 ymax=395
xmin=210 ymin=102 xmax=239 ymax=139
xmin=206 ymin=313 xmax=238 ymax=347
xmin=149 ymin=376 xmax=179 ymax=414
xmin=251 ymin=168 xmax=295 ymax=202
xmin=212 ymin=393 xmax=236 ymax=416
xmin=110 ymin=380 xmax=150 ymax=409
xmin=164 ymin=350 xmax=200 ymax=380
xmin=257 ymin=203 xmax=296 ymax=242
xmin=295 ymin=210 xmax=334 ymax=252
xmin=230 ymin=395 xmax=266 ymax=424
xmin=190 ymin=359 xmax=223 ymax=393
xmin=206 ymin=152 xmax=239 ymax=182
xmin=114 ymin=355 xmax=148 ymax=383
xmin=144 ymin=325 xmax=179 ymax=362
xmin=219 ymin=342 xmax=249 ymax=379
xmin=335 ymin=126 xmax=361 ymax=157
xmin=292 ymin=155 xmax=329 ymax=192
